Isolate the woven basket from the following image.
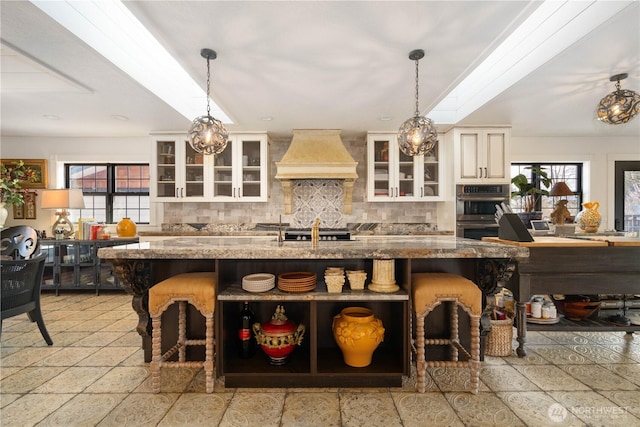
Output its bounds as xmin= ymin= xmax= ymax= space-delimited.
xmin=485 ymin=318 xmax=514 ymax=356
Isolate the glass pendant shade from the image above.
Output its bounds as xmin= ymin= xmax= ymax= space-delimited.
xmin=189 ymin=48 xmax=229 ymax=155
xmin=398 ymin=49 xmax=438 ymax=156
xmin=597 ymin=73 xmax=640 ymax=125
xmin=397 ymin=115 xmax=438 ymax=156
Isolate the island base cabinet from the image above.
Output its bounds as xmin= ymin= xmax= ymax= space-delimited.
xmin=218 ymin=298 xmax=408 ymax=388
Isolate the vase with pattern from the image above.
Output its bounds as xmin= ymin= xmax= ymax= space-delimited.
xmin=575 ymin=201 xmax=601 ymax=233
xmin=332 ymin=307 xmax=384 ymax=367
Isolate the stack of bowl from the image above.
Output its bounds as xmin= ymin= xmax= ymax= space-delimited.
xmin=346 ymin=270 xmax=367 ymax=290
xmin=325 ymin=267 xmax=345 ymax=293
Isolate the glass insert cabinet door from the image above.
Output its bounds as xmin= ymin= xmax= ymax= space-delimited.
xmin=183 ymin=141 xmax=205 ymax=198
xmin=212 ymin=135 xmax=267 ymax=200
xmin=421 ymin=141 xmax=439 ymax=198
xmin=154 ymin=138 xmax=205 ymax=199
xmin=212 ymin=141 xmax=234 ymax=198
xmin=155 ymin=140 xmax=177 ymax=198
xmin=240 ymin=139 xmax=262 ymax=198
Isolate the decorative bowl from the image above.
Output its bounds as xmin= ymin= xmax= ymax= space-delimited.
xmin=553 ymin=295 xmax=600 ymax=321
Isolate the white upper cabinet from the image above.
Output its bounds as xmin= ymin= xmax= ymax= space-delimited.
xmin=151 ymin=136 xmax=208 ymax=201
xmin=151 ymin=133 xmax=269 ymax=202
xmin=366 ymin=132 xmax=444 ymax=202
xmin=212 ymin=134 xmax=269 ymax=202
xmin=451 ymin=127 xmax=510 ymax=183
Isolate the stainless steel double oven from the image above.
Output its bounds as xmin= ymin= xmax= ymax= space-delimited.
xmin=456 ymin=184 xmax=510 ymax=240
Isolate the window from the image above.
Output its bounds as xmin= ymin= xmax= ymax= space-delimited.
xmin=66 ymin=163 xmax=150 ymax=224
xmin=511 ymin=163 xmax=583 ymax=218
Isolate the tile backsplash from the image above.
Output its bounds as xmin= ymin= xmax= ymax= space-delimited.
xmin=162 ymin=135 xmax=442 ymax=229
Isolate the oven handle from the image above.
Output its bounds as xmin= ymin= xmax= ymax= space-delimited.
xmin=457 ymin=223 xmax=500 ymax=229
xmin=457 ymin=196 xmax=510 ymax=202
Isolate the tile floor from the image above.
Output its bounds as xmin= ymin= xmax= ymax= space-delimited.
xmin=1 ymin=292 xmax=639 ymax=427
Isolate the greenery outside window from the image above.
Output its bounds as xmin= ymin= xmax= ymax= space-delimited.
xmin=511 ymin=163 xmax=583 ymax=218
xmin=65 ymin=163 xmax=150 ymax=224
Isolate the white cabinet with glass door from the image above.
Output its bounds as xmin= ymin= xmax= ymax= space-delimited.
xmin=211 ymin=134 xmax=269 ymax=202
xmin=366 ymin=133 xmax=443 ymax=201
xmin=151 ymin=136 xmax=208 ymax=201
xmin=451 ymin=127 xmax=510 ymax=183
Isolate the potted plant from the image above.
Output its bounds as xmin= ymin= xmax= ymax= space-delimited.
xmin=0 ymin=160 xmax=38 ymax=227
xmin=511 ymin=166 xmax=552 ymax=226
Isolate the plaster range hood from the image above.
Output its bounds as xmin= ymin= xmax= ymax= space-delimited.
xmin=275 ymin=129 xmax=358 ymax=214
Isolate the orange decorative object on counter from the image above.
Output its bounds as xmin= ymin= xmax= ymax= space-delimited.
xmin=575 ymin=201 xmax=601 ymax=233
xmin=116 ymin=217 xmax=137 ymax=237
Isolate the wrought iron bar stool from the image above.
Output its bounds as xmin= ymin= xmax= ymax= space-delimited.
xmin=149 ymin=272 xmax=216 ymax=393
xmin=411 ymin=273 xmax=482 ymax=394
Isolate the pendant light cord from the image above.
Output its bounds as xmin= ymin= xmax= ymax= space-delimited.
xmin=206 ymin=57 xmax=211 ymax=116
xmin=414 ymin=57 xmax=420 ymax=117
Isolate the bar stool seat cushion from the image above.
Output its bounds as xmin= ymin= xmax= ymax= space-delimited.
xmin=412 ymin=273 xmax=481 ymax=315
xmin=149 ymin=272 xmax=216 ymax=316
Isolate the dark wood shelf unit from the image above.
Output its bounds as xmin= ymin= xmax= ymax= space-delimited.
xmin=41 ymin=238 xmax=139 ymax=295
xmin=217 ymin=258 xmax=409 ymax=388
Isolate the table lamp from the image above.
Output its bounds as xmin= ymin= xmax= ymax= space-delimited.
xmin=41 ymin=189 xmax=85 ymax=238
xmin=549 ymin=182 xmax=574 ymax=226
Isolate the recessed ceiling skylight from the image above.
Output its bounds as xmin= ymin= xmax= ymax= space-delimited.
xmin=30 ymin=0 xmax=233 ymax=124
xmin=428 ymin=0 xmax=633 ymax=124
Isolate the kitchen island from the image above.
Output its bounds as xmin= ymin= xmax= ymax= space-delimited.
xmin=99 ymin=236 xmax=527 ymax=387
xmin=484 ymin=236 xmax=640 ymax=357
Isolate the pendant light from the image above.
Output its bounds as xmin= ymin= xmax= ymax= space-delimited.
xmin=596 ymin=73 xmax=640 ymax=125
xmin=188 ymin=48 xmax=229 ymax=155
xmin=397 ymin=49 xmax=438 ymax=156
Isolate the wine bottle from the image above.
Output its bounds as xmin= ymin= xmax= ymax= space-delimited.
xmin=238 ymin=301 xmax=256 ymax=358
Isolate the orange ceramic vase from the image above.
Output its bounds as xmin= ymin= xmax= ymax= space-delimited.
xmin=575 ymin=201 xmax=601 ymax=233
xmin=332 ymin=307 xmax=385 ymax=367
xmin=116 ymin=217 xmax=137 ymax=237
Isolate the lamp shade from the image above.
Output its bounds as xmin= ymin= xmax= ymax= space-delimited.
xmin=549 ymin=182 xmax=573 ymax=197
xmin=41 ymin=189 xmax=85 ymax=209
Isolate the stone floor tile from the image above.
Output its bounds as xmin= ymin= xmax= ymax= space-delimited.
xmin=34 ymin=366 xmax=111 ymax=393
xmin=498 ymin=391 xmax=585 ymax=426
xmin=548 ymin=390 xmax=640 ymax=426
xmin=538 ymin=332 xmax=589 ymax=345
xmin=75 ymin=346 xmax=139 ymax=367
xmin=446 ymin=391 xmax=526 ymax=426
xmin=480 ymin=365 xmax=540 ymax=392
xmin=392 ymin=391 xmax=465 ymax=427
xmin=598 ymin=390 xmax=640 ymax=418
xmin=512 ymin=365 xmax=590 ymax=391
xmin=218 ymin=391 xmax=285 ymax=427
xmin=528 ymin=345 xmax=590 ymax=364
xmin=340 ymin=391 xmax=403 ymax=427
xmin=84 ymin=366 xmax=149 ymax=393
xmin=0 ymin=392 xmax=75 ymax=426
xmin=599 ymin=363 xmax=640 ymax=386
xmin=158 ymin=392 xmax=234 ymax=426
xmin=428 ymin=366 xmax=490 ymax=392
xmin=96 ymin=392 xmax=179 ymax=426
xmin=568 ymin=344 xmax=638 ymax=363
xmin=0 ymin=366 xmax=66 ymax=393
xmin=38 ymin=393 xmax=128 ymax=427
xmin=69 ymin=331 xmax=127 ymax=347
xmin=281 ymin=391 xmax=341 ymax=427
xmin=504 ymin=347 xmax=552 ymax=365
xmin=557 ymin=364 xmax=638 ymax=391
xmin=35 ymin=346 xmax=98 ymax=366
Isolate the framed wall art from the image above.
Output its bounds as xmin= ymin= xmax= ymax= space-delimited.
xmin=0 ymin=159 xmax=48 ymax=189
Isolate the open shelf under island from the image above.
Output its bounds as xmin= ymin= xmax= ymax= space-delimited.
xmin=98 ymin=235 xmax=527 ymax=388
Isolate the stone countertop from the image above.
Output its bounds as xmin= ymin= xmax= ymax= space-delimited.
xmin=98 ymin=235 xmax=528 ymax=260
xmin=139 ymin=223 xmax=453 ymax=237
